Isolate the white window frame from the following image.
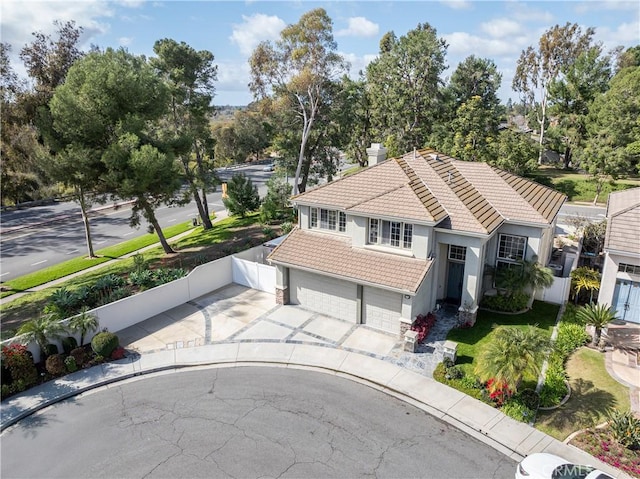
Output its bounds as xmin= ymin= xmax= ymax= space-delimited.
xmin=369 ymin=218 xmax=413 ymax=249
xmin=497 ymin=234 xmax=526 ymax=262
xmin=310 ymin=207 xmax=345 ymax=233
xmin=448 ymin=245 xmax=466 ymax=262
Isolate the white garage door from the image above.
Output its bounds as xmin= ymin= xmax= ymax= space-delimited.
xmin=290 ymin=270 xmax=358 ymax=322
xmin=363 ymin=286 xmax=402 ymax=334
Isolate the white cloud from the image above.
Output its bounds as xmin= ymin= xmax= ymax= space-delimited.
xmin=440 ymin=0 xmax=473 ymax=10
xmin=480 ymin=18 xmax=523 ymax=39
xmin=505 ymin=3 xmax=555 ymax=23
xmin=118 ymin=36 xmax=133 ymax=46
xmin=340 ymin=51 xmax=378 ymax=77
xmin=444 ymin=31 xmax=529 ymax=58
xmin=229 ymin=13 xmax=286 ymax=57
xmin=595 ymin=21 xmax=640 ymax=49
xmin=335 ymin=17 xmax=379 ymax=37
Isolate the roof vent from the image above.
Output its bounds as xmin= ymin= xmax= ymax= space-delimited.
xmin=448 ymin=171 xmax=453 ymax=184
xmin=429 ymin=153 xmax=439 ymax=161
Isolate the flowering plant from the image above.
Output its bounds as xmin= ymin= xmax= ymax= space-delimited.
xmin=411 ymin=312 xmax=436 ymax=343
xmin=485 ymin=378 xmax=513 ymax=406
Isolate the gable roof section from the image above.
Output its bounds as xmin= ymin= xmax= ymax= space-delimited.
xmin=605 ymin=188 xmax=640 ymax=254
xmin=268 ymin=228 xmax=432 ymax=293
xmin=292 ymin=147 xmax=565 ymax=234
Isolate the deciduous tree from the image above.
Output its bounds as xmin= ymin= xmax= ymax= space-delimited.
xmin=249 ymin=8 xmax=348 ymax=194
xmin=513 ymin=23 xmax=595 ymax=164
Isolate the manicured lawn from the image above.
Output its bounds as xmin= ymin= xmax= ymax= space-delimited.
xmin=173 ymin=213 xmax=260 ymax=249
xmin=0 ymin=221 xmax=196 ymax=299
xmin=529 ymin=167 xmax=640 ymax=204
xmin=446 ymin=301 xmax=559 ymax=381
xmin=535 ymin=347 xmax=631 ymax=441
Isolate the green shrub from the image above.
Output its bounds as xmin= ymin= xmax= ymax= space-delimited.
xmin=64 ymin=355 xmax=78 ymax=373
xmin=608 ymin=409 xmax=640 ymax=450
xmin=45 ymin=354 xmax=66 ymax=376
xmin=1 ymin=344 xmax=38 ymax=390
xmin=481 ymin=292 xmax=529 ymax=312
xmin=128 ymin=270 xmax=155 ymax=289
xmin=91 ymin=331 xmax=119 ymax=358
xmin=281 ymin=221 xmax=294 ymax=234
xmin=555 ymin=323 xmax=589 ymax=355
xmin=61 ymin=336 xmax=78 ymax=355
xmin=502 ymin=398 xmax=535 ymax=423
xmin=70 ymin=347 xmax=89 ymax=367
xmin=433 ymin=363 xmax=486 ymax=401
xmin=153 ymin=268 xmax=187 ymax=285
xmin=516 ymin=389 xmax=540 ymax=410
xmin=132 ymin=253 xmax=147 ymax=274
xmin=1 ymin=383 xmax=11 ymax=399
xmin=44 ymin=343 xmax=59 ymax=356
xmin=99 ymin=286 xmax=132 ymax=305
xmin=262 ymin=226 xmax=275 ymax=239
xmin=539 ymin=360 xmax=568 ymax=407
xmin=445 ymin=365 xmax=464 ymax=380
xmin=459 ymin=374 xmax=483 ymax=390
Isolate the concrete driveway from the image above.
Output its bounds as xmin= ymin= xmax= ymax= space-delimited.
xmin=117 ymin=284 xmax=457 ymax=377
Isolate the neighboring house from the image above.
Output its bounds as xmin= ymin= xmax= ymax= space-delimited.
xmin=267 ymin=144 xmax=566 ymax=336
xmin=598 ymin=188 xmax=640 ymax=324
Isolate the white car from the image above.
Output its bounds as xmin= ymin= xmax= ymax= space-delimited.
xmin=515 ymin=453 xmax=614 ymax=479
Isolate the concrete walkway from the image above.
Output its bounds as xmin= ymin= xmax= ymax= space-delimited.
xmin=0 ymin=285 xmax=630 ymax=479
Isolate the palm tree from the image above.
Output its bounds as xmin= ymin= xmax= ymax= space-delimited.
xmin=576 ymin=303 xmax=617 ymax=346
xmin=475 ymin=325 xmax=551 ymax=393
xmin=17 ymin=313 xmax=67 ymax=357
xmin=67 ymin=308 xmax=100 ymax=346
xmin=495 ymin=256 xmax=554 ymax=302
xmin=571 ymin=267 xmax=601 ymax=304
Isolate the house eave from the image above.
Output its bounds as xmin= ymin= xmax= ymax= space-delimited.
xmin=268 ymin=259 xmax=421 ymax=295
xmin=604 ymin=248 xmax=640 ymax=259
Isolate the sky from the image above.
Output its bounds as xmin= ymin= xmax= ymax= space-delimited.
xmin=2 ymin=0 xmax=639 ymax=106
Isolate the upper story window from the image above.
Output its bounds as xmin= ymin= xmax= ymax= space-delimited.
xmin=310 ymin=207 xmax=346 ymax=233
xmin=449 ymin=245 xmax=467 ymax=262
xmin=619 ymin=263 xmax=640 ymax=275
xmin=369 ymin=218 xmax=413 ymax=249
xmin=498 ymin=234 xmax=526 ymax=262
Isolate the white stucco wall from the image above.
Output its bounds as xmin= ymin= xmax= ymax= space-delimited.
xmin=598 ymin=252 xmax=640 ymax=306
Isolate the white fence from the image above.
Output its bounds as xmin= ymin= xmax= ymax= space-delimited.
xmin=2 ymin=245 xmax=274 ymax=362
xmin=536 ymin=276 xmax=572 ymax=305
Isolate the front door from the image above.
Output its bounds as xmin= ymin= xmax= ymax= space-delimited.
xmin=613 ymin=279 xmax=640 ymax=324
xmin=446 ymin=261 xmax=464 ymax=305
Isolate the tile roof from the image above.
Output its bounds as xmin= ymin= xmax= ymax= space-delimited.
xmin=605 ymin=188 xmax=640 ymax=254
xmin=268 ymin=228 xmax=432 ymax=293
xmin=293 ymin=147 xmax=565 ymax=234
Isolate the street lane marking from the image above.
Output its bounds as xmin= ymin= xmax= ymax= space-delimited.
xmin=31 ymin=260 xmax=48 ymax=266
xmin=95 ymin=240 xmax=106 ymax=245
xmin=123 ymin=232 xmax=134 ymax=236
xmin=66 ymin=249 xmax=79 ymax=255
xmin=168 ymin=219 xmax=177 ymax=223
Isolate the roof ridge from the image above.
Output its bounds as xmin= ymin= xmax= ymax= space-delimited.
xmin=396 ymin=154 xmax=447 ymax=222
xmin=610 ymin=201 xmax=640 ymax=218
xmin=345 ymin=183 xmax=407 ymax=209
xmin=417 ymin=148 xmax=503 ymax=233
xmin=290 ymin=160 xmax=387 ymax=201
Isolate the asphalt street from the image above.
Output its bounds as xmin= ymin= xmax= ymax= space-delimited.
xmin=0 ymin=366 xmax=517 ymax=479
xmin=0 ymin=165 xmax=272 ymax=282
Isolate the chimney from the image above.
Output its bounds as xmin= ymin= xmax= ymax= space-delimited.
xmin=366 ymin=143 xmax=387 ymax=167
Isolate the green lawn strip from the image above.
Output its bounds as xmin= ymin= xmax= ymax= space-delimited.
xmin=172 ymin=213 xmax=261 ymax=250
xmin=0 ymin=221 xmax=195 ymax=298
xmin=535 ymin=347 xmax=631 ymax=441
xmin=529 ymin=168 xmax=640 ymax=204
xmin=1 ymin=214 xmax=262 ymax=338
xmin=445 ymin=301 xmax=559 ymax=385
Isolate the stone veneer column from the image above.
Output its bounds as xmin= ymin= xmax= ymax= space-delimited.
xmin=399 ymin=317 xmax=413 ymax=338
xmin=276 ymin=287 xmax=289 ymax=305
xmin=458 ymin=305 xmax=478 ymax=327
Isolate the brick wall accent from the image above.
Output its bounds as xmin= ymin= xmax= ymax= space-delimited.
xmin=276 ymin=287 xmax=289 ymax=305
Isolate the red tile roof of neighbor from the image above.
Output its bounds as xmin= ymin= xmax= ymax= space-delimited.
xmin=269 ymin=148 xmax=566 ymax=292
xmin=605 ymin=187 xmax=640 ymax=254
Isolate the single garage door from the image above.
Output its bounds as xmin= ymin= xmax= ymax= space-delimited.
xmin=290 ymin=270 xmax=358 ymax=322
xmin=363 ymin=286 xmax=402 ymax=334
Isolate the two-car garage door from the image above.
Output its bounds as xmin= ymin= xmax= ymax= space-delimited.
xmin=290 ymin=270 xmax=402 ymax=334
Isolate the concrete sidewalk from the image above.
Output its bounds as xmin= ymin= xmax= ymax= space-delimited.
xmin=0 ymin=285 xmax=630 ymax=479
